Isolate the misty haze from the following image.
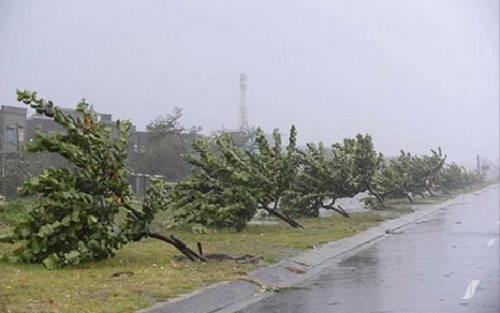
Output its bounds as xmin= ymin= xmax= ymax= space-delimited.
xmin=0 ymin=1 xmax=498 ymax=313
xmin=1 ymin=1 xmax=498 ymax=164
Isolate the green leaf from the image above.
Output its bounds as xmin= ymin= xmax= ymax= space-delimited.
xmin=87 ymin=215 xmax=98 ymax=225
xmin=77 ymin=241 xmax=88 ymax=253
xmin=31 ymin=239 xmax=41 ymax=254
xmin=87 ymin=239 xmax=100 ymax=250
xmin=71 ymin=210 xmax=81 ymax=222
xmin=43 ymin=254 xmax=60 ymax=270
xmin=65 ymin=250 xmax=81 ymax=265
xmin=21 ymin=248 xmax=34 ymax=261
xmin=19 ymin=227 xmax=31 ymax=238
xmin=62 ymin=215 xmax=72 ymax=227
xmin=16 ymin=89 xmax=24 ymax=101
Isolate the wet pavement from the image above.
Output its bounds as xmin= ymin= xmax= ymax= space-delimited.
xmin=234 ymin=186 xmax=500 ymax=313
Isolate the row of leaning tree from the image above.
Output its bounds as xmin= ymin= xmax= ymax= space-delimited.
xmin=0 ymin=91 xmax=484 ymax=269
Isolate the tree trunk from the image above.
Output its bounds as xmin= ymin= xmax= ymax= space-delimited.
xmin=261 ymin=198 xmax=304 ymax=229
xmin=437 ymin=184 xmax=451 ymax=195
xmin=402 ymin=192 xmax=413 ymax=203
xmin=322 ymin=201 xmax=350 ymax=218
xmin=123 ymin=203 xmax=146 ymax=219
xmin=425 ymin=185 xmax=435 ymax=197
xmin=414 ymin=191 xmax=426 ymax=199
xmin=265 ymin=208 xmax=304 ymax=228
xmin=146 ymin=231 xmax=207 ymax=262
xmin=366 ymin=183 xmax=387 ymax=209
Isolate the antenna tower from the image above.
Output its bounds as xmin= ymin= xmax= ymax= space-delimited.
xmin=239 ymin=73 xmax=249 ymax=130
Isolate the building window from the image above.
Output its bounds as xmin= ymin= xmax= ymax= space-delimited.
xmin=17 ymin=126 xmax=25 ymax=143
xmin=5 ymin=127 xmax=14 ymax=142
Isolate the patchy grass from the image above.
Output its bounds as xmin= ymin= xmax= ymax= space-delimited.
xmin=384 ymin=195 xmax=453 ymax=206
xmin=0 ymin=208 xmax=408 ymax=313
xmin=4 ymin=182 xmax=491 ymax=313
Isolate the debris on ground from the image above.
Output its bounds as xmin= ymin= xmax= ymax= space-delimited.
xmin=172 ymin=253 xmax=263 ymax=264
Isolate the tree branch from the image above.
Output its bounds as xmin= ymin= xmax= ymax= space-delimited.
xmin=321 ymin=203 xmax=350 ymax=218
xmin=366 ymin=183 xmax=387 ymax=209
xmin=259 ymin=204 xmax=305 ymax=229
xmin=123 ymin=203 xmax=145 ymax=220
xmin=402 ymin=192 xmax=413 ymax=203
xmin=145 ymin=231 xmax=207 ymax=262
xmin=424 ymin=185 xmax=435 ymax=197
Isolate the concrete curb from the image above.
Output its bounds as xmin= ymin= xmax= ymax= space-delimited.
xmin=137 ymin=280 xmax=261 ymax=313
xmin=138 ymin=187 xmax=493 ymax=313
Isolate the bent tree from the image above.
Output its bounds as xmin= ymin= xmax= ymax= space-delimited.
xmin=406 ymin=148 xmax=446 ymax=197
xmin=348 ymin=134 xmax=386 ymax=209
xmin=170 ymin=134 xmax=259 ymax=232
xmin=372 ymin=148 xmax=447 ymax=205
xmin=248 ymin=126 xmax=304 ymax=228
xmin=0 ymin=90 xmax=204 ymax=269
xmin=171 ymin=126 xmax=304 ymax=231
xmin=437 ymin=162 xmax=484 ymax=192
xmin=372 ymin=151 xmax=417 ymax=204
xmin=281 ymin=142 xmax=350 ymax=218
xmin=283 ymin=134 xmax=383 ymax=218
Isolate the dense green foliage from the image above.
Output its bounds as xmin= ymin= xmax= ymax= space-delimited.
xmin=0 ymin=90 xmax=134 ymax=268
xmin=170 ymin=134 xmax=259 ymax=232
xmin=370 ymin=148 xmax=473 ymax=205
xmin=281 ymin=142 xmax=333 ymax=218
xmin=437 ymin=162 xmax=484 ymax=192
xmin=282 ymin=134 xmax=384 ymax=217
xmin=407 ymin=148 xmax=447 ymax=196
xmin=0 ymin=91 xmax=203 ymax=269
xmin=172 ymin=127 xmax=485 ymax=230
xmin=171 ymin=126 xmax=303 ymax=232
xmin=249 ymin=126 xmax=303 ymax=227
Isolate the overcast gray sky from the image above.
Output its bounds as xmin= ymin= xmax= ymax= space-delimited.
xmin=0 ymin=0 xmax=498 ymax=164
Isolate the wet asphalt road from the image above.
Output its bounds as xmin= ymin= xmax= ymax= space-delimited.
xmin=235 ymin=186 xmax=500 ymax=313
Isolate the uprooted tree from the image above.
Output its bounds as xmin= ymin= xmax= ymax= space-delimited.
xmin=0 ymin=90 xmax=204 ymax=269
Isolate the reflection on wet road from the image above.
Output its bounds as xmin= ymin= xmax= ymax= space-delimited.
xmin=235 ymin=186 xmax=500 ymax=313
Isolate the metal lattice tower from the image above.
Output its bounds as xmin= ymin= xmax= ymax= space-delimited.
xmin=239 ymin=73 xmax=249 ymax=130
